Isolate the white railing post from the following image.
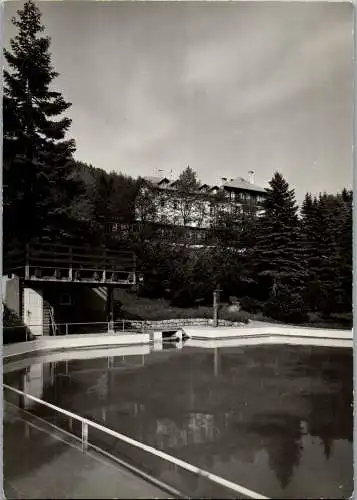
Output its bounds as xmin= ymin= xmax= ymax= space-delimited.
xmin=25 ymin=243 xmax=30 ymax=280
xmin=65 ymin=323 xmax=69 ymax=336
xmin=82 ymin=421 xmax=88 ymax=452
xmin=3 ymin=384 xmax=269 ymax=500
xmin=122 ymin=320 xmax=125 ymax=332
xmin=107 ymin=322 xmax=110 ymax=333
xmin=69 ymin=247 xmax=73 ymax=281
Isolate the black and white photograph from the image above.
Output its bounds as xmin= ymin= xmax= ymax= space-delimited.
xmin=2 ymin=1 xmax=354 ymax=499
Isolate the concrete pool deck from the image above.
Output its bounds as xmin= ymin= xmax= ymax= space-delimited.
xmin=3 ymin=322 xmax=353 ymax=361
xmin=184 ymin=321 xmax=352 ymax=340
xmin=3 ymin=332 xmax=151 ymax=360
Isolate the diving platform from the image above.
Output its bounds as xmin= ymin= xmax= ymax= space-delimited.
xmin=5 ymin=242 xmax=140 ymax=287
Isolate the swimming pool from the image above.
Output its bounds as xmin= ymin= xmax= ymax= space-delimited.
xmin=4 ymin=343 xmax=353 ymax=498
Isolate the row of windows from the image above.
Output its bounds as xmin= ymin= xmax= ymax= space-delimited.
xmin=156 ymin=194 xmax=264 ymax=209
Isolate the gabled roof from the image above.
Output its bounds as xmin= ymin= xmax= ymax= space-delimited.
xmin=143 ymin=175 xmax=266 ymax=194
xmin=222 ymin=177 xmax=266 ymax=193
xmin=144 ymin=176 xmax=170 ymax=186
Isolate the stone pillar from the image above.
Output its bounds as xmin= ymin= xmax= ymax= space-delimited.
xmin=213 ymin=287 xmax=221 ymax=328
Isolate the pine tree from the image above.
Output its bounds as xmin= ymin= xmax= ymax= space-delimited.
xmin=250 ymin=173 xmax=306 ymax=291
xmin=174 ymin=166 xmax=205 ymax=227
xmin=339 ymin=190 xmax=352 ymax=311
xmin=4 ymin=0 xmax=83 ymax=246
xmin=248 ymin=172 xmax=308 ymax=322
xmin=301 ymin=190 xmax=352 ymax=316
xmin=300 ymin=193 xmax=322 ymax=311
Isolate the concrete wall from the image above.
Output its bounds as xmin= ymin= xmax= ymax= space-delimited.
xmin=15 ymin=283 xmax=122 ymax=336
xmin=42 ymin=284 xmax=108 ymax=324
xmin=3 ymin=276 xmax=20 ymax=315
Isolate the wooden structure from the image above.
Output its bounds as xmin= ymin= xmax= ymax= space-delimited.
xmin=5 ymin=242 xmax=138 ymax=286
xmin=4 ymin=242 xmax=142 ymax=336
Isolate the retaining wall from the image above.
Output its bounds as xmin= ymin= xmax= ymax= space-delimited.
xmin=133 ymin=318 xmax=244 ymax=329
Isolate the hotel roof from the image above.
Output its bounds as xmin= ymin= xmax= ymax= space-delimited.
xmin=143 ymin=176 xmax=266 ymax=194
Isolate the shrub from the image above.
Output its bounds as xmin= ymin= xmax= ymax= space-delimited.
xmin=221 ymin=309 xmax=250 ymax=324
xmin=239 ymin=296 xmax=263 ymax=314
xmin=170 ymin=288 xmax=196 ymax=308
xmin=3 ymin=303 xmax=34 ymax=344
xmin=263 ymin=287 xmax=308 ymax=324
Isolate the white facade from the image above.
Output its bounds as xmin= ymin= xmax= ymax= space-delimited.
xmin=135 ymin=175 xmax=266 ymax=229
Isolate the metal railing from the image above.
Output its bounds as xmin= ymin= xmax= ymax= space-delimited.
xmin=55 ymin=320 xmax=147 ymax=336
xmin=3 ymin=317 xmax=242 ymax=343
xmin=3 ymin=384 xmax=269 ymax=500
xmin=49 ymin=306 xmax=57 ymax=336
xmin=3 ymin=320 xmax=147 ymax=340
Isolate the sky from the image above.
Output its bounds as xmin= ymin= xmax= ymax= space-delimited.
xmin=4 ymin=1 xmax=354 ymax=204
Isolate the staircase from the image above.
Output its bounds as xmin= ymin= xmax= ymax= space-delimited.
xmin=92 ymin=287 xmax=108 ymax=302
xmin=43 ymin=301 xmax=58 ymax=336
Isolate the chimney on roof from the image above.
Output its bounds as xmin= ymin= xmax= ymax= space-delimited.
xmin=248 ymin=170 xmax=255 ymax=184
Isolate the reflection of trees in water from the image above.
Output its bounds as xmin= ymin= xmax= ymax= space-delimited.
xmin=300 ymin=348 xmax=353 ymax=461
xmin=249 ymin=415 xmax=304 ymax=489
xmin=299 ymin=349 xmax=352 ymax=382
xmin=321 ymin=436 xmax=333 ymax=460
xmin=304 ymin=389 xmax=352 ymax=461
xmin=11 ymin=346 xmax=353 ymax=493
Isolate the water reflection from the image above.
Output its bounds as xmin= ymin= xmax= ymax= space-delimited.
xmin=4 ymin=344 xmax=353 ymax=499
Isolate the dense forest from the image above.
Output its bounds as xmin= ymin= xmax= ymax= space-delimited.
xmin=3 ymin=1 xmax=353 ymax=326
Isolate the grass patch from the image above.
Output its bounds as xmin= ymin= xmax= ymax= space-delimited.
xmin=115 ymin=291 xmax=352 ymax=329
xmin=116 ymin=290 xmax=214 ymax=321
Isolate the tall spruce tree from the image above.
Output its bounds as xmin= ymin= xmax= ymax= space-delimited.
xmin=174 ymin=166 xmax=205 ymax=227
xmin=300 ymin=193 xmax=321 ymax=311
xmin=4 ymin=0 xmax=83 ymax=247
xmin=248 ymin=172 xmax=308 ymax=322
xmin=250 ymin=172 xmax=306 ymax=292
xmin=300 ymin=190 xmax=352 ymax=316
xmin=339 ymin=190 xmax=353 ymax=311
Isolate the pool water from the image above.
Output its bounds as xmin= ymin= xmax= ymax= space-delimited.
xmin=4 ymin=344 xmax=353 ymax=499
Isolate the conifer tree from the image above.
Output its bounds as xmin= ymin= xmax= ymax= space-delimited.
xmin=4 ymin=0 xmax=83 ymax=246
xmin=301 ymin=190 xmax=352 ymax=316
xmin=247 ymin=172 xmax=308 ymax=322
xmin=250 ymin=172 xmax=306 ymax=292
xmin=174 ymin=166 xmax=205 ymax=227
xmin=339 ymin=190 xmax=353 ymax=311
xmin=300 ymin=193 xmax=322 ymax=311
